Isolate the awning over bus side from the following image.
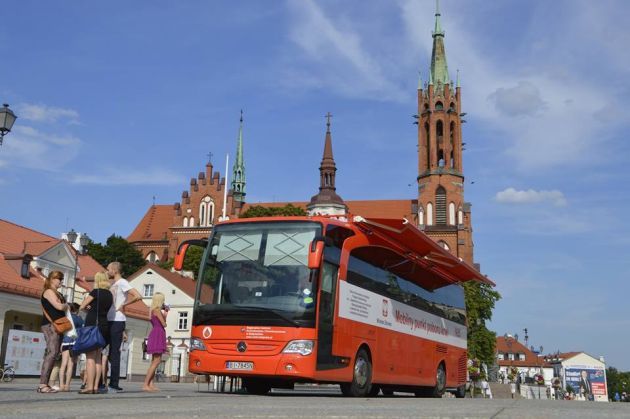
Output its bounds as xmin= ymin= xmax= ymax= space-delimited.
xmin=351 ymin=216 xmax=495 ymax=287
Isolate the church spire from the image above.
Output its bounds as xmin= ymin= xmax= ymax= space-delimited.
xmin=307 ymin=112 xmax=347 ymax=216
xmin=430 ymin=0 xmax=450 ymax=89
xmin=231 ymin=110 xmax=246 ymax=202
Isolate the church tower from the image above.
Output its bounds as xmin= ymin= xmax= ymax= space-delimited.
xmin=307 ymin=113 xmax=348 ymax=216
xmin=231 ymin=110 xmax=246 ymax=203
xmin=416 ymin=0 xmax=474 ymax=264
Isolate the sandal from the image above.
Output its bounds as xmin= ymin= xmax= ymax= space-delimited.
xmin=78 ymin=389 xmax=94 ymax=394
xmin=36 ymin=385 xmax=58 ymax=393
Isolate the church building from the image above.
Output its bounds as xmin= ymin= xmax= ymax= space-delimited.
xmin=128 ymin=3 xmax=475 ymax=267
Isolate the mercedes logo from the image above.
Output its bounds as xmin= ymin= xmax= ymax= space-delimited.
xmin=237 ymin=341 xmax=247 ymax=352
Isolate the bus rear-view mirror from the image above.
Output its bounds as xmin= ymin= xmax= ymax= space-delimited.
xmin=173 ymin=239 xmax=208 ymax=271
xmin=308 ymin=240 xmax=325 ymax=270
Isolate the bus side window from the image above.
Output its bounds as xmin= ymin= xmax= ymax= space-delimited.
xmin=321 ymin=262 xmax=336 ymax=294
xmin=324 ymin=225 xmax=354 ymax=265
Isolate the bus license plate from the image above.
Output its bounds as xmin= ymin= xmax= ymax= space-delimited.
xmin=226 ymin=361 xmax=254 ymax=370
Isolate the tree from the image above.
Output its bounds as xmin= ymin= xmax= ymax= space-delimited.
xmin=464 ymin=281 xmax=501 ymax=367
xmin=86 ymin=235 xmax=146 ymax=277
xmin=240 ymin=204 xmax=306 ymax=218
xmin=159 ymin=245 xmax=204 ymax=280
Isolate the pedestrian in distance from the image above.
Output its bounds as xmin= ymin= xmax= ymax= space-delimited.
xmin=59 ymin=303 xmax=84 ymax=391
xmin=510 ymin=381 xmax=517 ymax=399
xmin=143 ymin=292 xmax=168 ymax=392
xmin=78 ymin=272 xmax=113 ymax=394
xmin=106 ymin=261 xmax=142 ymax=393
xmin=38 ymin=271 xmax=69 ymax=394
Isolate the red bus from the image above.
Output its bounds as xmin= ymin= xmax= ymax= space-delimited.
xmin=175 ymin=215 xmax=493 ymax=397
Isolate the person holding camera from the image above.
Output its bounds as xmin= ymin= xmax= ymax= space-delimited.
xmin=143 ymin=292 xmax=168 ymax=392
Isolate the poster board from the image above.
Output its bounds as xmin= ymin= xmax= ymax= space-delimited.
xmin=4 ymin=329 xmax=46 ymax=375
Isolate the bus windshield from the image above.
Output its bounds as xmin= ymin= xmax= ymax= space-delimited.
xmin=194 ymin=221 xmax=322 ymax=328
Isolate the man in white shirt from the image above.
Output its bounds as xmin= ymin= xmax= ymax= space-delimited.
xmin=106 ymin=262 xmax=141 ymax=392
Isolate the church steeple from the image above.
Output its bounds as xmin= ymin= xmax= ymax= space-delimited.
xmin=416 ymin=1 xmax=473 ymax=265
xmin=231 ymin=110 xmax=246 ymax=202
xmin=307 ymin=113 xmax=347 ymax=216
xmin=430 ymin=0 xmax=450 ymax=90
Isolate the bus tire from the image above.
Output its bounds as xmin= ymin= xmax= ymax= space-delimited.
xmin=340 ymin=348 xmax=373 ymax=397
xmin=415 ymin=363 xmax=446 ymax=398
xmin=454 ymin=384 xmax=466 ymax=398
xmin=242 ymin=378 xmax=271 ymax=395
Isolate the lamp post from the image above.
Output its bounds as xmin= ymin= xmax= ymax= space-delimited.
xmin=0 ymin=104 xmax=18 ymax=146
xmin=65 ymin=229 xmax=91 ymax=303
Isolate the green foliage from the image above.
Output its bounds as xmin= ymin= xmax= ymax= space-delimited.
xmin=464 ymin=281 xmax=501 ymax=366
xmin=86 ymin=235 xmax=146 ymax=277
xmin=606 ymin=367 xmax=630 ymax=396
xmin=240 ymin=204 xmax=306 ymax=218
xmin=159 ymin=245 xmax=204 ymax=280
xmin=566 ymin=383 xmax=575 ymax=394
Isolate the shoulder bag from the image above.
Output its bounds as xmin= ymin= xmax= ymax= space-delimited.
xmin=42 ymin=293 xmax=72 ymax=334
xmin=72 ymin=289 xmax=106 ymax=355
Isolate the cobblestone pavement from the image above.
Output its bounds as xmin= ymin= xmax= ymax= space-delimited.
xmin=1 ymin=379 xmax=629 ymax=418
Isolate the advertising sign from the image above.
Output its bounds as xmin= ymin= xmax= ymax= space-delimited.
xmin=4 ymin=329 xmax=46 ymax=375
xmin=338 ymin=281 xmax=467 ymax=348
xmin=564 ymin=367 xmax=607 ymax=400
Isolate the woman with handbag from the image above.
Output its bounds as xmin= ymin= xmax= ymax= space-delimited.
xmin=142 ymin=292 xmax=168 ymax=392
xmin=78 ymin=272 xmax=112 ymax=394
xmin=38 ymin=271 xmax=70 ymax=393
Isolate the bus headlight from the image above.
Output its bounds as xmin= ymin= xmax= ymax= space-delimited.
xmin=190 ymin=337 xmax=207 ymax=351
xmin=282 ymin=340 xmax=314 ymax=356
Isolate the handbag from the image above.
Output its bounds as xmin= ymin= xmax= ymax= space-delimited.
xmin=72 ymin=288 xmax=105 ymax=355
xmin=72 ymin=326 xmax=106 ymax=355
xmin=42 ymin=294 xmax=72 ymax=335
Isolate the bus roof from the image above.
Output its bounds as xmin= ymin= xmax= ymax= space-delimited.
xmin=216 ymin=215 xmax=494 ymax=287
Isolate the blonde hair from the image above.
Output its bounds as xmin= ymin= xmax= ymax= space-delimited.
xmin=44 ymin=271 xmax=64 ymax=292
xmin=94 ymin=272 xmax=111 ymax=289
xmin=150 ymin=292 xmax=165 ymax=312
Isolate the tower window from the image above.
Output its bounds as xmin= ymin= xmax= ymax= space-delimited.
xmin=424 ymin=123 xmax=430 ymax=169
xmin=435 ymin=187 xmax=447 ymax=225
xmin=418 ymin=205 xmax=424 ymax=226
xmin=458 ymin=208 xmax=464 ymax=225
xmin=449 ymin=202 xmax=456 ymax=225
xmin=427 ymin=203 xmax=433 ymax=226
xmin=438 ymin=149 xmax=445 ymax=167
xmin=183 ymin=217 xmax=188 ymax=227
xmin=435 ymin=101 xmax=444 ymax=110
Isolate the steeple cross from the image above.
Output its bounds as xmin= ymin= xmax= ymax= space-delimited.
xmin=325 ymin=112 xmax=333 ymax=130
xmin=207 ymin=152 xmax=213 ymax=164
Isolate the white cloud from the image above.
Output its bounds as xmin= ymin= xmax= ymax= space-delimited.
xmin=16 ymin=103 xmax=80 ymax=124
xmin=70 ymin=168 xmax=185 ymax=186
xmin=284 ymin=0 xmax=407 ymax=102
xmin=488 ymin=81 xmax=546 ymax=117
xmin=495 ymin=187 xmax=567 ymax=206
xmin=0 ymin=125 xmax=81 ymax=171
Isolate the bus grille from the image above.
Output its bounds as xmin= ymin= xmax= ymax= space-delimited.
xmin=458 ymin=354 xmax=467 ymax=382
xmin=436 ymin=345 xmax=447 ymax=354
xmin=208 ymin=340 xmax=283 ymax=356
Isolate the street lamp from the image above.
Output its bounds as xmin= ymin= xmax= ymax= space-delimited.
xmin=0 ymin=104 xmax=18 ymax=146
xmin=65 ymin=229 xmax=91 ymax=302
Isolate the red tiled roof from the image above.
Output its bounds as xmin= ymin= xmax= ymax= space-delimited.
xmin=128 ymin=263 xmax=213 ymax=303
xmin=129 ymin=263 xmax=197 ymax=299
xmin=496 ymin=336 xmax=552 ymax=367
xmin=0 ymin=254 xmax=45 ymax=298
xmin=127 ymin=205 xmax=174 ymax=243
xmin=543 ymin=351 xmax=582 ymax=363
xmin=0 ymin=219 xmax=57 ymax=254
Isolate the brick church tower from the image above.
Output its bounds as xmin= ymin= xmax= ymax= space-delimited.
xmin=415 ymin=1 xmax=474 ymax=265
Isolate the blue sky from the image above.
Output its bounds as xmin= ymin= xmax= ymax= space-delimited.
xmin=2 ymin=1 xmax=629 ymax=369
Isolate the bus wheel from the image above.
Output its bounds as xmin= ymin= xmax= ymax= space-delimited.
xmin=415 ymin=363 xmax=446 ymax=398
xmin=242 ymin=378 xmax=271 ymax=395
xmin=431 ymin=363 xmax=447 ymax=397
xmin=454 ymin=384 xmax=466 ymax=398
xmin=340 ymin=348 xmax=373 ymax=397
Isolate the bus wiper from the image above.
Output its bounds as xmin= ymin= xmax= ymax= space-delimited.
xmin=234 ymin=305 xmax=301 ymax=327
